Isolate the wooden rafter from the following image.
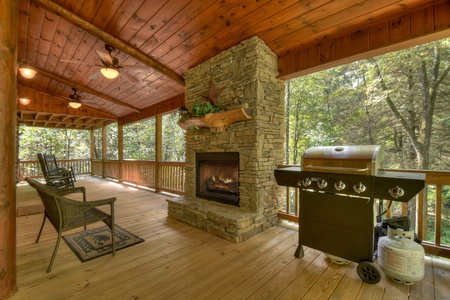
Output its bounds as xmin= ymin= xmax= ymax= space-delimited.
xmin=31 ymin=66 xmax=142 ymax=113
xmin=33 ymin=0 xmax=185 ymax=87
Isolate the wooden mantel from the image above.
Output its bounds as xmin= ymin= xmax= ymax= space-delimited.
xmin=177 ymin=108 xmax=252 ymax=133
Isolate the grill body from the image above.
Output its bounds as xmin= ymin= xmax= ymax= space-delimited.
xmin=274 ymin=145 xmax=426 ymax=284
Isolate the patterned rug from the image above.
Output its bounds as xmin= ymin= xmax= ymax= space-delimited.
xmin=63 ymin=225 xmax=144 ymax=262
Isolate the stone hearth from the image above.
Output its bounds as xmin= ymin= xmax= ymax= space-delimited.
xmin=167 ymin=36 xmax=285 ymax=243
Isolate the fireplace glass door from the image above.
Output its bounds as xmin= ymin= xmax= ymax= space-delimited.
xmin=196 ymin=152 xmax=239 ymax=206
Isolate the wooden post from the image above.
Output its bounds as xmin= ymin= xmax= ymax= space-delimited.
xmin=90 ymin=129 xmax=95 ymax=174
xmin=118 ymin=124 xmax=123 ymax=183
xmin=102 ymin=126 xmax=107 ymax=178
xmin=155 ymin=115 xmax=163 ymax=192
xmin=0 ymin=0 xmax=18 ymax=298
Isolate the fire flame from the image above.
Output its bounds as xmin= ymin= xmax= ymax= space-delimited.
xmin=211 ymin=175 xmax=234 ymax=183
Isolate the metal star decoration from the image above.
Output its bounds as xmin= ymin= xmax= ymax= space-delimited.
xmin=202 ymin=79 xmax=225 ymax=105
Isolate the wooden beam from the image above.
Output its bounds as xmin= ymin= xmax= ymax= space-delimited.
xmin=32 ymin=66 xmax=141 ymax=113
xmin=118 ymin=93 xmax=184 ymax=126
xmin=33 ymin=0 xmax=185 ymax=87
xmin=18 ymin=84 xmax=118 ymax=119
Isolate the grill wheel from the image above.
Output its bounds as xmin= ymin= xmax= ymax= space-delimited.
xmin=357 ymin=261 xmax=382 ymax=284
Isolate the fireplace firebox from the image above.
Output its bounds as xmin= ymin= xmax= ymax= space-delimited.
xmin=196 ymin=152 xmax=239 ymax=206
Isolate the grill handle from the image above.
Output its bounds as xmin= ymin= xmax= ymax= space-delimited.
xmin=304 ymin=165 xmax=369 ymax=173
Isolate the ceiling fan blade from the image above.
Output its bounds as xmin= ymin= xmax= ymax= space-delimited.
xmin=88 ymin=71 xmax=101 ymax=80
xmin=95 ymin=50 xmax=113 ymax=65
xmin=122 ymin=65 xmax=151 ymax=72
xmin=60 ymin=59 xmax=93 ymax=66
xmin=119 ymin=71 xmax=139 ymax=84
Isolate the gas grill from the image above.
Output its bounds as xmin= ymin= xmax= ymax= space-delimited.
xmin=274 ymin=145 xmax=425 ymax=284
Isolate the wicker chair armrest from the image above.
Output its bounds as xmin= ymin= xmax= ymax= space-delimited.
xmin=58 ymin=196 xmax=116 ymax=224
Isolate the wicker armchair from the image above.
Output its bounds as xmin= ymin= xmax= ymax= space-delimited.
xmin=26 ymin=177 xmax=116 ymax=272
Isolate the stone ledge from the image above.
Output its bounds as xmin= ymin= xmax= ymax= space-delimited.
xmin=167 ymin=196 xmax=274 ymax=243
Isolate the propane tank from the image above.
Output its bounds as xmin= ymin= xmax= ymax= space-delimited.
xmin=378 ymin=226 xmax=425 ymax=285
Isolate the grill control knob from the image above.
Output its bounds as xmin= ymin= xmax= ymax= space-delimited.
xmin=334 ymin=180 xmax=346 ymax=191
xmin=353 ymin=182 xmax=366 ymax=194
xmin=317 ymin=179 xmax=327 ymax=189
xmin=389 ymin=186 xmax=405 ymax=198
xmin=301 ymin=177 xmax=312 ymax=187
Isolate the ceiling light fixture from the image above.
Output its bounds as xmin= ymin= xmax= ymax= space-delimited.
xmin=68 ymin=101 xmax=82 ymax=109
xmin=19 ymin=97 xmax=31 ymax=105
xmin=18 ymin=59 xmax=37 ymax=79
xmin=100 ymin=68 xmax=119 ymax=79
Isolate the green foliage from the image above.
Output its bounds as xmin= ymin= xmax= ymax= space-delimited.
xmin=106 ymin=123 xmax=118 ymax=160
xmin=162 ymin=112 xmax=185 ymax=161
xmin=19 ymin=126 xmax=90 ymax=160
xmin=123 ymin=119 xmax=156 ymax=160
xmin=191 ymin=101 xmax=221 ymax=117
xmin=285 ymin=38 xmax=450 ymax=170
xmin=177 ymin=101 xmax=223 ymax=124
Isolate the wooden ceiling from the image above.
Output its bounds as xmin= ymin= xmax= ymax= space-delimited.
xmin=16 ymin=0 xmax=444 ymax=129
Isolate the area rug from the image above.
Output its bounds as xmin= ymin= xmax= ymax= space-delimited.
xmin=63 ymin=225 xmax=144 ymax=262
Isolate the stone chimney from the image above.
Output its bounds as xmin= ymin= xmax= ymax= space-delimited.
xmin=167 ymin=36 xmax=285 ymax=243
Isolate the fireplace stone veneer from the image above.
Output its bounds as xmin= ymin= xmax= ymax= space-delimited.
xmin=167 ymin=36 xmax=285 ymax=243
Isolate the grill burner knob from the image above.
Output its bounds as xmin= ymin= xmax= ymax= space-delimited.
xmin=317 ymin=179 xmax=328 ymax=189
xmin=334 ymin=180 xmax=346 ymax=191
xmin=301 ymin=177 xmax=312 ymax=187
xmin=389 ymin=186 xmax=405 ymax=198
xmin=353 ymin=182 xmax=366 ymax=194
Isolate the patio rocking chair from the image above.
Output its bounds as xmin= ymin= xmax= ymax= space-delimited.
xmin=26 ymin=177 xmax=116 ymax=272
xmin=37 ymin=153 xmax=74 ymax=188
xmin=44 ymin=153 xmax=77 ymax=183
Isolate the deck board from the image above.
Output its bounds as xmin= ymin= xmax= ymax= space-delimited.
xmin=11 ymin=176 xmax=450 ymax=300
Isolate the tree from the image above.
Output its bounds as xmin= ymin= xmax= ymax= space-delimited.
xmin=367 ymin=39 xmax=450 ymax=170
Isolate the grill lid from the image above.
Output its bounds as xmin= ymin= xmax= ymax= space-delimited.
xmin=301 ymin=145 xmax=384 ymax=175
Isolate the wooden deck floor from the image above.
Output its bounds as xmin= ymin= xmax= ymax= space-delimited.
xmin=11 ymin=177 xmax=450 ymax=300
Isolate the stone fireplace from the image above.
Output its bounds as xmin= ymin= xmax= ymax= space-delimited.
xmin=167 ymin=36 xmax=285 ymax=243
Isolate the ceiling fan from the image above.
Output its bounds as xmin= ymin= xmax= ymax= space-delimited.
xmin=62 ymin=44 xmax=150 ymax=83
xmin=65 ymin=87 xmax=83 ymax=108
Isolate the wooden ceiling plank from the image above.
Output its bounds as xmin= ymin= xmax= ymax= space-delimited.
xmin=77 ymin=0 xmax=106 ymax=23
xmin=37 ymin=9 xmax=60 ymax=71
xmin=26 ymin=2 xmax=45 ymax=65
xmin=33 ymin=0 xmax=185 ymax=86
xmin=17 ymin=0 xmax=30 ymax=59
xmin=68 ymin=37 xmax=104 ymax=83
xmin=271 ymin=0 xmax=434 ymax=55
xmin=46 ymin=17 xmax=73 ymax=74
xmin=117 ymin=0 xmax=167 ymax=43
xmin=103 ymin=0 xmax=144 ymax=37
xmin=128 ymin=0 xmax=192 ymax=52
xmin=59 ymin=27 xmax=88 ymax=79
xmin=158 ymin=0 xmax=274 ymax=70
xmin=60 ymin=0 xmax=83 ymax=15
xmin=91 ymin=0 xmax=123 ymax=29
xmin=147 ymin=0 xmax=222 ymax=59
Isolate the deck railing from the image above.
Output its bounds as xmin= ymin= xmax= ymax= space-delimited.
xmin=17 ymin=159 xmax=91 ymax=180
xmin=91 ymin=159 xmax=185 ymax=195
xmin=19 ymin=158 xmax=185 ymax=195
xmin=277 ymin=166 xmax=450 ymax=259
